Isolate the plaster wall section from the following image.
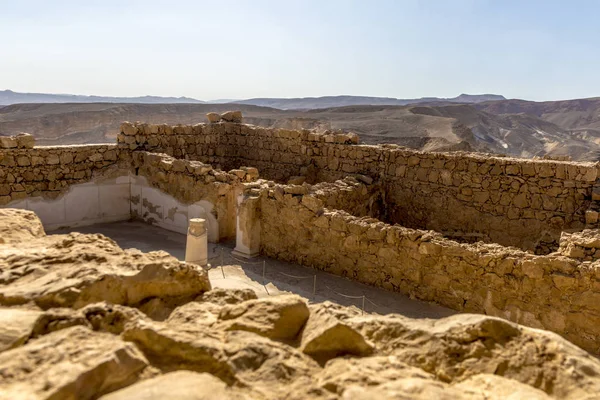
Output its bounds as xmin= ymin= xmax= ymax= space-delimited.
xmin=132 ymin=151 xmax=259 ymax=241
xmin=257 ymin=184 xmax=600 ymax=354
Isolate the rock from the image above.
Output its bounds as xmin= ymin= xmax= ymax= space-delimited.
xmin=82 ymin=302 xmax=145 ymax=334
xmin=302 ymin=195 xmax=324 ymax=213
xmin=317 ymin=356 xmax=433 ymax=395
xmin=0 ymin=326 xmax=147 ymax=400
xmin=586 ymin=210 xmax=599 ymax=224
xmin=0 ymin=308 xmax=44 ymax=351
xmin=0 ymin=225 xmax=211 ymax=309
xmin=122 ymin=319 xmax=318 ymax=394
xmin=15 ymin=132 xmax=35 ymax=148
xmin=122 ymin=319 xmax=236 ymax=383
xmin=350 ymin=313 xmax=600 ymax=400
xmin=199 ymin=288 xmax=258 ymax=306
xmin=206 ymin=112 xmax=221 ymax=123
xmin=301 ymin=302 xmax=374 ymax=364
xmin=99 ymin=371 xmax=250 ymax=400
xmin=284 ymin=185 xmax=309 ymax=195
xmin=454 ymin=374 xmax=552 ymax=399
xmin=341 ymin=378 xmax=473 ymax=400
xmin=288 ymin=176 xmax=306 ymax=185
xmin=0 ymin=135 xmax=17 ymax=148
xmin=0 ymin=208 xmax=45 ymax=244
xmin=0 ymin=307 xmax=90 ymax=351
xmin=120 ymin=122 xmax=137 ymax=136
xmin=218 ymin=295 xmax=310 ymax=340
xmin=221 ymin=110 xmax=243 ymax=123
xmin=167 ymin=300 xmax=222 ymax=327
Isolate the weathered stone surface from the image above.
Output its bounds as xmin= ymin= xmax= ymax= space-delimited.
xmin=218 ymin=295 xmax=310 ymax=340
xmin=0 ymin=326 xmax=148 ymax=400
xmin=0 ymin=208 xmax=45 ymax=244
xmin=0 ymin=214 xmax=211 ymax=309
xmin=99 ymin=371 xmax=250 ymax=400
xmin=301 ymin=302 xmax=374 ymax=363
xmin=0 ymin=306 xmax=89 ymax=351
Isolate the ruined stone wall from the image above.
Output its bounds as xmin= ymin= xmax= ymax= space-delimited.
xmin=258 ymin=187 xmax=600 ymax=354
xmin=0 ymin=144 xmax=126 ymax=205
xmin=119 ymin=120 xmax=600 ymax=249
xmin=132 ymin=151 xmax=259 ymax=240
xmin=117 ymin=121 xmax=358 ymax=182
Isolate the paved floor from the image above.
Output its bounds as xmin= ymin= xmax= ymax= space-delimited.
xmin=53 ymin=221 xmax=456 ymax=319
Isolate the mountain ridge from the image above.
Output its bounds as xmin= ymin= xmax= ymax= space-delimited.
xmin=0 ymin=89 xmax=504 ymax=109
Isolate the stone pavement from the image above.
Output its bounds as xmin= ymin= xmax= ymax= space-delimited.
xmin=54 ymin=221 xmax=455 ymax=318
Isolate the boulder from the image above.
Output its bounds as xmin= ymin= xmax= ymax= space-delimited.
xmin=0 ymin=208 xmax=45 ymax=244
xmin=221 ymin=110 xmax=243 ymax=123
xmin=301 ymin=302 xmax=374 ymax=364
xmin=199 ymin=288 xmax=258 ymax=306
xmin=99 ymin=371 xmax=250 ymax=400
xmin=206 ymin=112 xmax=221 ymax=123
xmin=218 ymin=295 xmax=310 ymax=340
xmin=0 ymin=231 xmax=211 ymax=309
xmin=0 ymin=326 xmax=147 ymax=400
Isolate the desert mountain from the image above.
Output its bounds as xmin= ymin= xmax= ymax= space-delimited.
xmin=0 ymin=89 xmax=504 ymax=109
xmin=0 ymin=89 xmax=204 ymax=105
xmin=3 ymin=95 xmax=600 ymax=161
xmin=230 ymin=94 xmax=506 ymax=110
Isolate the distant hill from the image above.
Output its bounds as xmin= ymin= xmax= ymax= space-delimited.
xmin=0 ymin=90 xmax=204 ymax=105
xmin=230 ymin=94 xmax=506 ymax=110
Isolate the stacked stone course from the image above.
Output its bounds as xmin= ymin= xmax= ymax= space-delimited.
xmin=0 ymin=144 xmax=125 ymax=205
xmin=118 ymin=119 xmax=600 ymax=251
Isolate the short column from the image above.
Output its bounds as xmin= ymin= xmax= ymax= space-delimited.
xmin=185 ymin=218 xmax=208 ymax=266
xmin=232 ymin=193 xmax=261 ymax=258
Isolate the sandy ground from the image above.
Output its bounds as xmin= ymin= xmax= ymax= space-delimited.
xmin=54 ymin=221 xmax=455 ymax=319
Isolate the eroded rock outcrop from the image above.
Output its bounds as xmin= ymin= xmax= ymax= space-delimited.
xmin=3 ymin=209 xmax=600 ymax=399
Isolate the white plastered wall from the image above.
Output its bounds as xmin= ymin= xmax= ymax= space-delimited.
xmin=1 ymin=172 xmax=219 ymax=242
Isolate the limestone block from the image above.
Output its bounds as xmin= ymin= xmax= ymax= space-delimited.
xmin=221 ymin=110 xmax=243 ymax=123
xmin=0 ymin=136 xmax=17 ymax=148
xmin=120 ymin=122 xmax=137 ymax=136
xmin=15 ymin=133 xmax=35 ymax=148
xmin=586 ymin=210 xmax=599 ymax=225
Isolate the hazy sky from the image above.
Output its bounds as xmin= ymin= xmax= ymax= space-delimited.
xmin=1 ymin=0 xmax=598 ymax=101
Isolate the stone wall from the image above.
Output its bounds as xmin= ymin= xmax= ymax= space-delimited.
xmin=132 ymin=151 xmax=259 ymax=240
xmin=257 ymin=185 xmax=600 ymax=354
xmin=0 ymin=144 xmax=126 ymax=205
xmin=119 ymin=120 xmax=600 ymax=250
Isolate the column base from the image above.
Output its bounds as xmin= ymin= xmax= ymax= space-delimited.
xmin=231 ymin=248 xmax=260 ymax=259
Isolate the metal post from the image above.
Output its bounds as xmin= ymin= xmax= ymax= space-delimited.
xmin=262 ymin=260 xmax=266 ymax=285
xmin=362 ymin=296 xmax=365 ymax=315
xmin=220 ymin=248 xmax=224 ymax=267
xmin=313 ymin=275 xmax=317 ymax=299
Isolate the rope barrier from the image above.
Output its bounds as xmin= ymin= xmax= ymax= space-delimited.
xmin=324 ymin=285 xmax=364 ymax=299
xmin=276 ymin=271 xmax=314 ymax=279
xmin=229 ymin=254 xmax=265 ymax=265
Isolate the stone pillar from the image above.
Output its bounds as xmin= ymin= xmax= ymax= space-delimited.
xmin=185 ymin=218 xmax=208 ymax=266
xmin=232 ymin=193 xmax=261 ymax=258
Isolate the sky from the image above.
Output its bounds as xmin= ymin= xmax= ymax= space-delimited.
xmin=1 ymin=0 xmax=598 ymax=101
